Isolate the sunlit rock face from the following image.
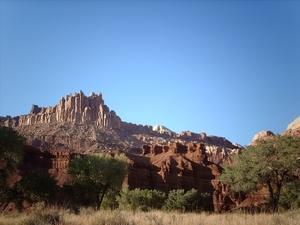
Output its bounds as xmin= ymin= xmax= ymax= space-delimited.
xmin=283 ymin=116 xmax=300 ymax=137
xmin=2 ymin=91 xmax=243 ymax=158
xmin=249 ymin=130 xmax=275 ymax=146
xmin=4 ymin=91 xmax=121 ymax=129
xmin=153 ymin=125 xmax=174 ymax=134
xmin=286 ymin=116 xmax=300 ymax=130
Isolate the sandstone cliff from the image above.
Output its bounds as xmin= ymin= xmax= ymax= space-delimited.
xmin=4 ymin=91 xmax=121 ymax=129
xmin=15 ymin=144 xmax=238 ymax=212
xmin=126 ymin=142 xmax=239 ymax=212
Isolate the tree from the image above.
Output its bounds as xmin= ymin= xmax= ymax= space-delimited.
xmin=0 ymin=125 xmax=24 ymax=212
xmin=11 ymin=171 xmax=57 ymax=211
xmin=65 ymin=153 xmax=128 ymax=210
xmin=0 ymin=126 xmax=24 ymax=176
xmin=279 ymin=179 xmax=300 ymax=210
xmin=219 ymin=135 xmax=300 ymax=213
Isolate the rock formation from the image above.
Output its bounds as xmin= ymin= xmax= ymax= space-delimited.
xmin=3 ymin=91 xmax=242 ymax=163
xmin=282 ymin=115 xmax=300 ymax=137
xmin=152 ymin=125 xmax=175 ymax=135
xmin=249 ymin=130 xmax=275 ymax=145
xmin=4 ymin=91 xmax=121 ymax=129
xmin=125 ymin=142 xmax=238 ymax=212
xmin=286 ymin=116 xmax=300 ymax=130
xmin=1 ymin=144 xmax=237 ymax=212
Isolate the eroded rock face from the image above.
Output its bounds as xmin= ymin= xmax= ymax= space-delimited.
xmin=4 ymin=91 xmax=121 ymax=129
xmin=125 ymin=142 xmax=238 ymax=212
xmin=5 ymin=143 xmax=240 ymax=212
xmin=20 ymin=145 xmax=76 ymax=187
xmin=2 ymin=91 xmax=242 ymax=162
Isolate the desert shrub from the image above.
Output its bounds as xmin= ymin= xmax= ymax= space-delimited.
xmin=19 ymin=209 xmax=61 ymax=225
xmin=164 ymin=189 xmax=210 ymax=212
xmin=117 ymin=186 xmax=166 ymax=211
xmin=100 ymin=189 xmax=120 ymax=210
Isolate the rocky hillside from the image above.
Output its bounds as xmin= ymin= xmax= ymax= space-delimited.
xmin=3 ymin=91 xmax=242 ymax=163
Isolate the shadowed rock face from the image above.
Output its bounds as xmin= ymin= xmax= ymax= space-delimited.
xmin=125 ymin=142 xmax=238 ymax=212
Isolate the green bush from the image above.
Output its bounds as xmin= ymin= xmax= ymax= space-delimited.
xmin=164 ymin=189 xmax=210 ymax=212
xmin=117 ymin=186 xmax=166 ymax=211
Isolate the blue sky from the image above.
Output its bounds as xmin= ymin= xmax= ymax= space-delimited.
xmin=1 ymin=1 xmax=299 ymax=146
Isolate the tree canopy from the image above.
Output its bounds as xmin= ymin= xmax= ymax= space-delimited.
xmin=66 ymin=153 xmax=128 ymax=210
xmin=219 ymin=135 xmax=300 ymax=212
xmin=0 ymin=126 xmax=24 ymax=175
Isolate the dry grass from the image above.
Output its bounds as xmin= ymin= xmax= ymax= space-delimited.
xmin=0 ymin=208 xmax=299 ymax=225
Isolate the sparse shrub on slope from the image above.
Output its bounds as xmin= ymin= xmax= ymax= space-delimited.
xmin=19 ymin=209 xmax=61 ymax=225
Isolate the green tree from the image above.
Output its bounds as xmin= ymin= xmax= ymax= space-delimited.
xmin=219 ymin=135 xmax=300 ymax=213
xmin=65 ymin=153 xmax=128 ymax=210
xmin=164 ymin=189 xmax=210 ymax=212
xmin=0 ymin=125 xmax=24 ymax=212
xmin=0 ymin=126 xmax=24 ymax=176
xmin=279 ymin=180 xmax=300 ymax=210
xmin=12 ymin=171 xmax=57 ymax=211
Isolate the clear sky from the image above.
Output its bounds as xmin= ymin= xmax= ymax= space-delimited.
xmin=1 ymin=1 xmax=299 ymax=146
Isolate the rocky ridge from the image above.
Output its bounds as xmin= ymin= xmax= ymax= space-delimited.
xmin=3 ymin=91 xmax=242 ymax=164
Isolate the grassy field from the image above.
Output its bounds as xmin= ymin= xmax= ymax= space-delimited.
xmin=0 ymin=208 xmax=300 ymax=225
